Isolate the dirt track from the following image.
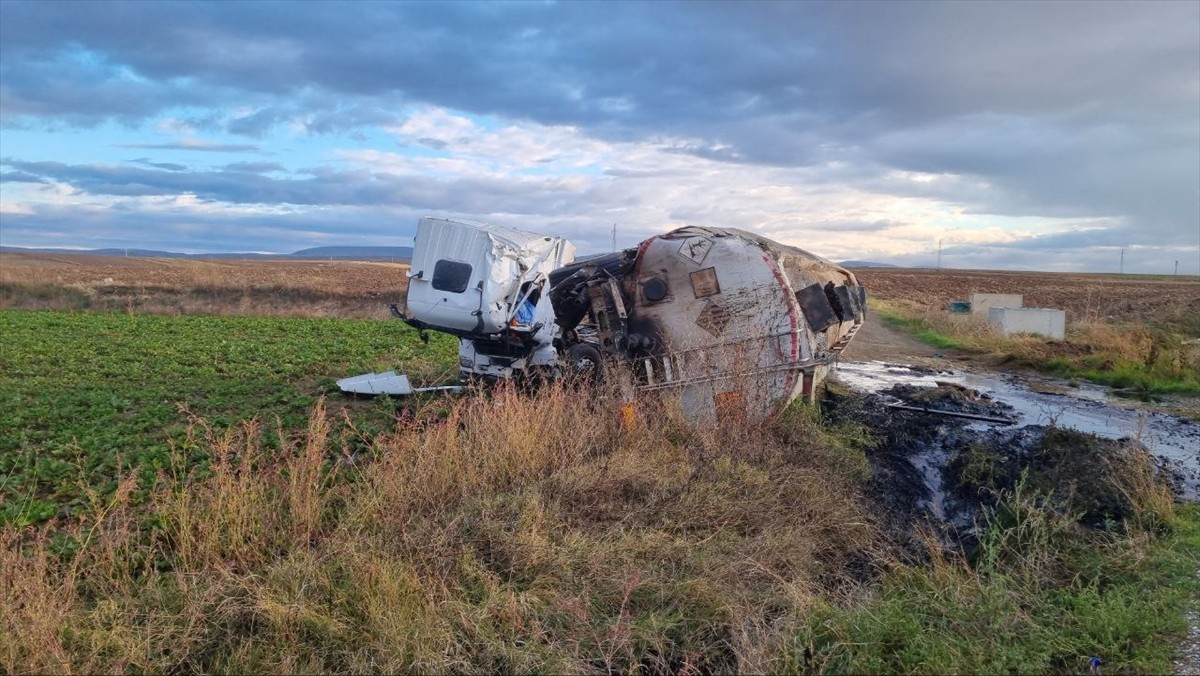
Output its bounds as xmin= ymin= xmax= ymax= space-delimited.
xmin=839 ymin=309 xmax=947 ymax=366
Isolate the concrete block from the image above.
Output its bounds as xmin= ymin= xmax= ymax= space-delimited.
xmin=970 ymin=293 xmax=1023 ymax=315
xmin=988 ymin=307 xmax=1066 ymax=340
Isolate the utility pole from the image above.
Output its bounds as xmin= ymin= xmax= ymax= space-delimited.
xmin=1119 ymin=248 xmax=1125 ymax=275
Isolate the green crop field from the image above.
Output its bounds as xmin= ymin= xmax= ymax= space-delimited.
xmin=0 ymin=309 xmax=457 ymax=525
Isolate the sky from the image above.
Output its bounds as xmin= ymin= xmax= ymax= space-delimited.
xmin=1 ymin=1 xmax=1198 ymax=273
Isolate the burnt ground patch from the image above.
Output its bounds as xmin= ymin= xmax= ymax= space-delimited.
xmin=822 ymin=382 xmax=1183 ymax=558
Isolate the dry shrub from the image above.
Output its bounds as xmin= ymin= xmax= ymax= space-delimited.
xmin=1 ymin=385 xmax=879 ymax=673
xmin=0 ymin=529 xmax=75 ymax=673
xmin=1071 ymin=321 xmax=1156 ymax=363
xmin=1110 ymin=423 xmax=1177 ymax=534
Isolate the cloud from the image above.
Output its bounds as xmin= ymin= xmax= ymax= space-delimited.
xmin=0 ymin=1 xmax=1195 ymax=271
xmin=2 ymin=156 xmax=599 ymax=214
xmin=0 ymin=201 xmax=420 ymax=253
xmin=221 ymin=161 xmax=285 ymax=173
xmin=887 ymin=240 xmax=1196 ymax=276
xmin=5 ymin=122 xmax=1147 ymax=269
xmin=118 ymin=140 xmax=260 ymax=153
xmin=130 ymin=158 xmax=187 ymax=171
xmin=0 ymin=170 xmax=48 ymax=183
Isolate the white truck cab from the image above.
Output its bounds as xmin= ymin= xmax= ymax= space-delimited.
xmin=404 ymin=217 xmax=576 ymax=380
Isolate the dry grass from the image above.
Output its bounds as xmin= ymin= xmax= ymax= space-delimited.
xmin=0 ymin=385 xmax=877 ymax=673
xmin=4 ymin=384 xmax=1191 ymax=673
xmin=878 ymin=296 xmax=1163 ymax=360
xmin=874 ymin=296 xmax=1200 ymax=394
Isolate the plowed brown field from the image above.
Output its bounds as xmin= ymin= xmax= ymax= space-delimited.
xmin=0 ymin=252 xmax=411 ymax=317
xmin=854 ymin=267 xmax=1200 ymax=329
xmin=4 ymin=253 xmax=1198 ymax=329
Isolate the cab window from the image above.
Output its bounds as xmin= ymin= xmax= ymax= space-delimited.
xmin=432 ymin=260 xmax=472 ymax=293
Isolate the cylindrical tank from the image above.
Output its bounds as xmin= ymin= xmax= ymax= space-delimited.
xmin=622 ymin=227 xmax=865 ymax=422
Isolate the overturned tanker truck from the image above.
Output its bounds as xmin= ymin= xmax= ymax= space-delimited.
xmin=339 ymin=217 xmax=866 ymax=422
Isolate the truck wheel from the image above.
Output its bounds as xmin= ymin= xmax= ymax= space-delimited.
xmin=566 ymin=343 xmax=603 ymax=383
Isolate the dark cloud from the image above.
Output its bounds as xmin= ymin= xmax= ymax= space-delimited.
xmin=0 ymin=195 xmax=652 ymax=256
xmin=130 ymin=158 xmax=187 ymax=171
xmin=221 ymin=161 xmax=285 ymax=173
xmin=1 ymin=1 xmax=1196 ymax=264
xmin=226 ymin=108 xmax=287 ymax=137
xmin=816 ymin=219 xmax=900 ymax=233
xmin=987 ymin=229 xmax=1141 ymax=252
xmin=4 ymin=3 xmax=1193 ymax=123
xmin=0 ymin=202 xmax=423 ymax=253
xmin=415 ymin=137 xmax=448 ymax=150
xmin=1 ymin=159 xmax=620 ymax=216
xmin=0 ymin=44 xmax=212 ymax=124
xmin=14 ymin=2 xmax=1189 ymax=137
xmin=887 ymin=240 xmax=1196 ymax=276
xmin=0 ymin=170 xmax=48 ymax=183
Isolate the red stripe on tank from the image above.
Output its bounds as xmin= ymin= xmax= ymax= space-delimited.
xmin=760 ymin=251 xmax=800 ymax=417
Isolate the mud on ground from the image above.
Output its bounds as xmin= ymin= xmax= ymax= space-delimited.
xmin=822 ymin=380 xmax=1190 ymax=557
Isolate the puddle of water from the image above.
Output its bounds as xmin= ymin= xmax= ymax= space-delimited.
xmin=835 ymin=360 xmax=1200 ymax=500
xmin=910 ymin=444 xmax=952 ymax=521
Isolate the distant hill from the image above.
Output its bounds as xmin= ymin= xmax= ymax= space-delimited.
xmin=291 ymin=246 xmax=412 ymax=260
xmin=1 ymin=246 xmax=188 ymax=258
xmin=0 ymin=245 xmax=412 ymax=262
xmin=839 ymin=260 xmax=899 ymax=268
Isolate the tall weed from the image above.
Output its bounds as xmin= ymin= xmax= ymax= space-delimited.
xmin=3 ymin=383 xmax=1191 ymax=673
xmin=2 ymin=385 xmax=878 ymax=673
